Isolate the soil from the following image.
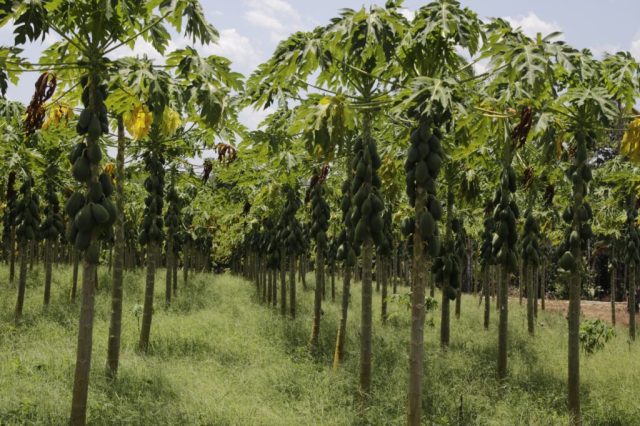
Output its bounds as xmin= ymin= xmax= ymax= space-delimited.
xmin=538 ymin=298 xmax=639 ymax=327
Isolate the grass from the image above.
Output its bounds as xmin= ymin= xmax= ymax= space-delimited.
xmin=0 ymin=263 xmax=639 ymax=425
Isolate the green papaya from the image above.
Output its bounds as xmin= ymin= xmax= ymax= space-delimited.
xmin=420 ymin=211 xmax=435 ymax=238
xmin=428 ymin=235 xmax=440 ymax=257
xmin=558 ymin=251 xmax=576 ymax=272
xmin=78 ymin=108 xmax=91 ymax=130
xmin=428 ymin=197 xmax=443 ymax=221
xmin=86 ymin=142 xmax=102 ymax=164
xmin=75 ymin=231 xmax=91 ymax=251
xmin=425 ymin=178 xmax=436 ymax=194
xmin=99 ymin=173 xmax=113 ymax=197
xmin=426 ymin=153 xmax=441 ymax=177
xmin=68 ymin=143 xmax=87 ymax=164
xmin=429 ymin=135 xmax=441 ymax=154
xmin=356 ymin=160 xmax=366 ymax=179
xmin=101 ymin=198 xmax=117 ymax=225
xmin=354 ymin=219 xmax=367 ymax=242
xmin=88 ymin=113 xmax=102 ymax=139
xmin=415 ymin=161 xmax=429 ymax=185
xmin=65 ymin=192 xmax=85 ymax=217
xmin=75 ymin=205 xmax=94 ymax=232
xmin=408 ymin=145 xmax=419 ymax=164
xmin=90 ymin=203 xmax=110 ymax=225
xmin=370 ymin=214 xmax=382 ymax=232
xmin=72 ymin=157 xmax=92 ymax=182
xmin=418 ymin=141 xmax=430 ymax=159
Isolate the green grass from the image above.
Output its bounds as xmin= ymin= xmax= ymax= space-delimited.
xmin=0 ymin=263 xmax=639 ymax=425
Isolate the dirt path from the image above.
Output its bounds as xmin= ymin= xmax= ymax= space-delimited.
xmin=539 ymin=298 xmax=638 ymax=327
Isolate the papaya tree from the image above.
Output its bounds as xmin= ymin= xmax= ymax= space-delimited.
xmin=3 ymin=1 xmax=219 ymax=422
xmin=394 ymin=1 xmax=481 ymax=421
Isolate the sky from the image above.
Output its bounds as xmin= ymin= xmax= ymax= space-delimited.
xmin=2 ymin=0 xmax=640 ymax=130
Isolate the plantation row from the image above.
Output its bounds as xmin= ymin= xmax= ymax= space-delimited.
xmin=1 ymin=0 xmax=640 ymax=425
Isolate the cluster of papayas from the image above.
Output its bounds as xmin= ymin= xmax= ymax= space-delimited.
xmin=520 ymin=210 xmax=542 ymax=266
xmin=65 ymin=75 xmax=114 ymax=263
xmin=139 ymin=151 xmax=165 ymax=245
xmin=336 ymin=178 xmax=357 ymax=268
xmin=40 ymin=177 xmax=64 ymax=241
xmin=350 ymin=137 xmax=385 ymax=247
xmin=491 ymin=165 xmax=519 ymax=273
xmin=310 ymin=183 xmax=330 ymax=249
xmin=625 ymin=206 xmax=640 ymax=265
xmin=432 ymin=239 xmax=460 ymax=300
xmin=265 ymin=219 xmax=281 ymax=269
xmin=403 ymin=120 xmax=443 ymax=254
xmin=275 ymin=186 xmax=304 ymax=256
xmin=479 ymin=206 xmax=495 ymax=269
xmin=15 ymin=178 xmax=40 ymax=242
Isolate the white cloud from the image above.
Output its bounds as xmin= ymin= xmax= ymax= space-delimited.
xmin=398 ymin=8 xmax=415 ymax=22
xmin=631 ymin=37 xmax=640 ymax=61
xmin=239 ymin=106 xmax=273 ymax=130
xmin=206 ymin=29 xmax=261 ymax=71
xmin=244 ymin=0 xmax=303 ymax=42
xmin=590 ymin=43 xmax=622 ymax=59
xmin=503 ymin=12 xmax=562 ymax=39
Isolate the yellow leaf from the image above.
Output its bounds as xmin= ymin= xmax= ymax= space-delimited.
xmin=124 ymin=104 xmax=153 ymax=140
xmin=622 ymin=118 xmax=640 ymax=163
xmin=160 ymin=107 xmax=181 ymax=137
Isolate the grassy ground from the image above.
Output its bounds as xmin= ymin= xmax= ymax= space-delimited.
xmin=0 ymin=263 xmax=639 ymax=425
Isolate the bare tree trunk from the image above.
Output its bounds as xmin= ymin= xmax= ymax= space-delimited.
xmin=44 ymin=240 xmax=53 ymax=306
xmin=527 ymin=263 xmax=535 ymax=336
xmin=359 ymin=237 xmax=373 ymax=396
xmin=139 ymin=245 xmax=157 ymax=352
xmin=497 ymin=266 xmax=508 ymax=381
xmin=483 ymin=268 xmax=490 ymax=329
xmin=289 ymin=254 xmax=296 ymax=318
xmin=381 ymin=258 xmax=388 ymax=324
xmin=310 ymin=247 xmax=323 ymax=349
xmin=280 ymin=254 xmax=287 ymax=316
xmin=333 ymin=264 xmax=351 ymax=369
xmin=71 ymin=249 xmax=79 ymax=301
xmin=165 ymin=239 xmax=173 ymax=307
xmin=69 ymin=256 xmax=97 ymax=425
xmin=611 ymin=264 xmax=616 ymax=326
xmin=106 ymin=116 xmax=126 ymax=379
xmin=9 ymin=226 xmax=16 ymax=285
xmin=14 ymin=242 xmax=29 ymax=322
xmin=630 ymin=266 xmax=636 ymax=341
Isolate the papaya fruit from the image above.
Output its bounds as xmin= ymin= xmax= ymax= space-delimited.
xmin=99 ymin=173 xmax=113 ymax=197
xmin=72 ymin=157 xmax=92 ymax=182
xmin=68 ymin=143 xmax=87 ymax=164
xmin=426 ymin=153 xmax=441 ymax=177
xmin=427 ymin=235 xmax=440 ymax=257
xmin=428 ymin=135 xmax=441 ymax=154
xmin=65 ymin=192 xmax=85 ymax=217
xmin=418 ymin=140 xmax=430 ymax=160
xmin=88 ymin=113 xmax=102 ymax=139
xmin=86 ymin=142 xmax=102 ymax=164
xmin=558 ymin=251 xmax=576 ymax=272
xmin=101 ymin=198 xmax=117 ymax=225
xmin=508 ymin=168 xmax=516 ymax=192
xmin=429 ymin=197 xmax=443 ymax=221
xmin=75 ymin=205 xmax=94 ymax=232
xmin=90 ymin=202 xmax=110 ymax=225
xmin=415 ymin=161 xmax=429 ymax=185
xmin=75 ymin=231 xmax=91 ymax=251
xmin=78 ymin=108 xmax=91 ymax=130
xmin=354 ymin=219 xmax=367 ymax=242
xmin=420 ymin=211 xmax=435 ymax=237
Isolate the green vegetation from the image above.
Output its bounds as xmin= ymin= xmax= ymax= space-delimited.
xmin=0 ymin=265 xmax=638 ymax=425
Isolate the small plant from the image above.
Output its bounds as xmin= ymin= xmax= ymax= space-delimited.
xmin=579 ymin=319 xmax=615 ymax=354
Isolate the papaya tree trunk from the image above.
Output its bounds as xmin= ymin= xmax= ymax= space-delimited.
xmin=14 ymin=241 xmax=29 ymax=322
xmin=310 ymin=247 xmax=323 ymax=349
xmin=333 ymin=264 xmax=351 ymax=369
xmin=483 ymin=268 xmax=490 ymax=330
xmin=381 ymin=258 xmax=388 ymax=324
xmin=497 ymin=266 xmax=508 ymax=381
xmin=289 ymin=254 xmax=296 ymax=318
xmin=165 ymin=238 xmax=173 ymax=307
xmin=630 ymin=266 xmax=636 ymax=341
xmin=70 ymin=255 xmax=97 ymax=425
xmin=611 ymin=263 xmax=616 ymax=326
xmin=527 ymin=263 xmax=535 ymax=336
xmin=139 ymin=244 xmax=157 ymax=352
xmin=280 ymin=253 xmax=287 ymax=316
xmin=44 ymin=240 xmax=53 ymax=306
xmin=106 ymin=115 xmax=126 ymax=379
xmin=407 ymin=185 xmax=427 ymax=425
xmin=71 ymin=248 xmax=79 ymax=301
xmin=9 ymin=226 xmax=16 ymax=285
xmin=359 ymin=237 xmax=373 ymax=396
